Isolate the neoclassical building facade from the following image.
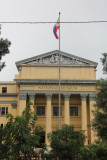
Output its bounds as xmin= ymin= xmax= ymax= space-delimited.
xmin=0 ymin=50 xmax=97 ymax=145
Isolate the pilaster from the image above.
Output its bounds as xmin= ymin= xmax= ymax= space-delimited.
xmin=45 ymin=94 xmax=52 ymax=145
xmin=64 ymin=94 xmax=70 ymax=125
xmin=81 ymin=94 xmax=88 ymax=145
xmin=89 ymin=94 xmax=96 ymax=143
xmin=19 ymin=93 xmax=27 ymax=115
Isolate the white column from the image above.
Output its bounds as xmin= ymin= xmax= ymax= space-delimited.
xmin=19 ymin=93 xmax=27 ymax=115
xmin=81 ymin=94 xmax=88 ymax=145
xmin=64 ymin=94 xmax=70 ymax=125
xmin=29 ymin=94 xmax=35 ymax=112
xmin=45 ymin=94 xmax=52 ymax=146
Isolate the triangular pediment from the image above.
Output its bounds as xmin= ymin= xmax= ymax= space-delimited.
xmin=16 ymin=50 xmax=98 ymax=68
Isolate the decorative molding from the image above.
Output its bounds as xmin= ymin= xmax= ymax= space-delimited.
xmin=28 ymin=94 xmax=35 ymax=100
xmin=0 ymin=83 xmax=16 ymax=85
xmin=89 ymin=94 xmax=96 ymax=101
xmin=0 ymin=93 xmax=18 ymax=97
xmin=16 ymin=50 xmax=98 ymax=70
xmin=19 ymin=90 xmax=96 ymax=96
xmin=0 ymin=101 xmax=17 ymax=104
xmin=81 ymin=94 xmax=87 ymax=100
xmin=11 ymin=102 xmax=17 ymax=109
xmin=63 ymin=94 xmax=70 ymax=100
xmin=16 ymin=79 xmax=96 ymax=85
xmin=19 ymin=94 xmax=27 ymax=100
xmin=45 ymin=94 xmax=52 ymax=100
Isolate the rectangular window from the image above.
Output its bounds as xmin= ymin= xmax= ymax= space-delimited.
xmin=1 ymin=107 xmax=5 ymax=115
xmin=6 ymin=107 xmax=8 ymax=115
xmin=37 ymin=106 xmax=45 ymax=116
xmin=2 ymin=87 xmax=7 ymax=93
xmin=70 ymin=107 xmax=78 ymax=116
xmin=1 ymin=124 xmax=3 ymax=128
xmin=53 ymin=106 xmax=62 ymax=116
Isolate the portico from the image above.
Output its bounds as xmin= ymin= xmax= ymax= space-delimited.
xmin=0 ymin=50 xmax=97 ymax=145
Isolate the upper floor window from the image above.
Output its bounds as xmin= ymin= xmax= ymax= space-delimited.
xmin=2 ymin=87 xmax=7 ymax=93
xmin=0 ymin=107 xmax=8 ymax=116
xmin=70 ymin=107 xmax=78 ymax=116
xmin=53 ymin=106 xmax=62 ymax=116
xmin=37 ymin=106 xmax=45 ymax=116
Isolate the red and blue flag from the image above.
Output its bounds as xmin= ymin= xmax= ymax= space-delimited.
xmin=53 ymin=17 xmax=60 ymax=39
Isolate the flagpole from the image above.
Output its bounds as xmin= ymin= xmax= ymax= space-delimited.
xmin=58 ymin=12 xmax=61 ymax=129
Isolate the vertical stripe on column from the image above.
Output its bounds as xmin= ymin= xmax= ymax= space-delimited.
xmin=64 ymin=94 xmax=70 ymax=125
xmin=46 ymin=94 xmax=52 ymax=146
xmin=81 ymin=94 xmax=88 ymax=145
xmin=19 ymin=93 xmax=27 ymax=115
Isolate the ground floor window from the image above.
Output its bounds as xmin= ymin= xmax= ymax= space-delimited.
xmin=53 ymin=106 xmax=62 ymax=116
xmin=36 ymin=106 xmax=45 ymax=116
xmin=70 ymin=106 xmax=78 ymax=116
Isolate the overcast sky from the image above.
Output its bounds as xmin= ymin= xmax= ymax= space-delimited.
xmin=0 ymin=0 xmax=107 ymax=81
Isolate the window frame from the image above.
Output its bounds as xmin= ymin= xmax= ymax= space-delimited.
xmin=0 ymin=107 xmax=8 ymax=116
xmin=2 ymin=87 xmax=7 ymax=93
xmin=36 ymin=106 xmax=45 ymax=116
xmin=70 ymin=106 xmax=78 ymax=116
xmin=53 ymin=106 xmax=62 ymax=116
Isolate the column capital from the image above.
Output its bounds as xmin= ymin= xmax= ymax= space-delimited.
xmin=45 ymin=93 xmax=52 ymax=100
xmin=89 ymin=94 xmax=96 ymax=101
xmin=28 ymin=93 xmax=35 ymax=100
xmin=63 ymin=94 xmax=70 ymax=100
xmin=19 ymin=93 xmax=27 ymax=100
xmin=81 ymin=94 xmax=87 ymax=101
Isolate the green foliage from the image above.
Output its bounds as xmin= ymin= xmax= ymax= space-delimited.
xmin=80 ymin=141 xmax=107 ymax=160
xmin=48 ymin=124 xmax=85 ymax=160
xmin=101 ymin=53 xmax=107 ymax=74
xmin=0 ymin=38 xmax=11 ymax=71
xmin=0 ymin=102 xmax=44 ymax=159
xmin=92 ymin=79 xmax=107 ymax=141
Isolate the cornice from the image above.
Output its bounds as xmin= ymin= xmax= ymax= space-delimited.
xmin=0 ymin=93 xmax=18 ymax=97
xmin=19 ymin=90 xmax=96 ymax=95
xmin=0 ymin=83 xmax=16 ymax=85
xmin=16 ymin=79 xmax=96 ymax=85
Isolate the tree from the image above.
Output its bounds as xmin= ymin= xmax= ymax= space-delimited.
xmin=92 ymin=79 xmax=107 ymax=142
xmin=101 ymin=53 xmax=107 ymax=74
xmin=0 ymin=38 xmax=11 ymax=71
xmin=80 ymin=140 xmax=107 ymax=160
xmin=0 ymin=102 xmax=45 ymax=160
xmin=48 ymin=124 xmax=85 ymax=160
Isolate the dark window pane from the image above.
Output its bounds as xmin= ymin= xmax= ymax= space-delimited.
xmin=53 ymin=106 xmax=62 ymax=116
xmin=70 ymin=107 xmax=78 ymax=116
xmin=37 ymin=106 xmax=45 ymax=116
xmin=1 ymin=124 xmax=3 ymax=128
xmin=2 ymin=87 xmax=7 ymax=93
xmin=1 ymin=107 xmax=5 ymax=115
xmin=6 ymin=107 xmax=8 ymax=115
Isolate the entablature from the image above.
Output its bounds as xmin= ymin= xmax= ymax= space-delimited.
xmin=16 ymin=79 xmax=96 ymax=85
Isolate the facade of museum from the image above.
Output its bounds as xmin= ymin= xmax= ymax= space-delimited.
xmin=0 ymin=50 xmax=97 ymax=145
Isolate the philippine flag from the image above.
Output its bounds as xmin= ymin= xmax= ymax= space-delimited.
xmin=53 ymin=17 xmax=60 ymax=39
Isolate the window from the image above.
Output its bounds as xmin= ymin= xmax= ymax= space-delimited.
xmin=37 ymin=106 xmax=45 ymax=116
xmin=2 ymin=87 xmax=7 ymax=93
xmin=1 ymin=124 xmax=3 ymax=128
xmin=6 ymin=107 xmax=8 ymax=115
xmin=70 ymin=107 xmax=78 ymax=116
xmin=1 ymin=107 xmax=5 ymax=115
xmin=53 ymin=106 xmax=62 ymax=116
xmin=0 ymin=107 xmax=8 ymax=116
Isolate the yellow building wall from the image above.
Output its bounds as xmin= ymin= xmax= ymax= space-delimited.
xmin=15 ymin=65 xmax=96 ymax=80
